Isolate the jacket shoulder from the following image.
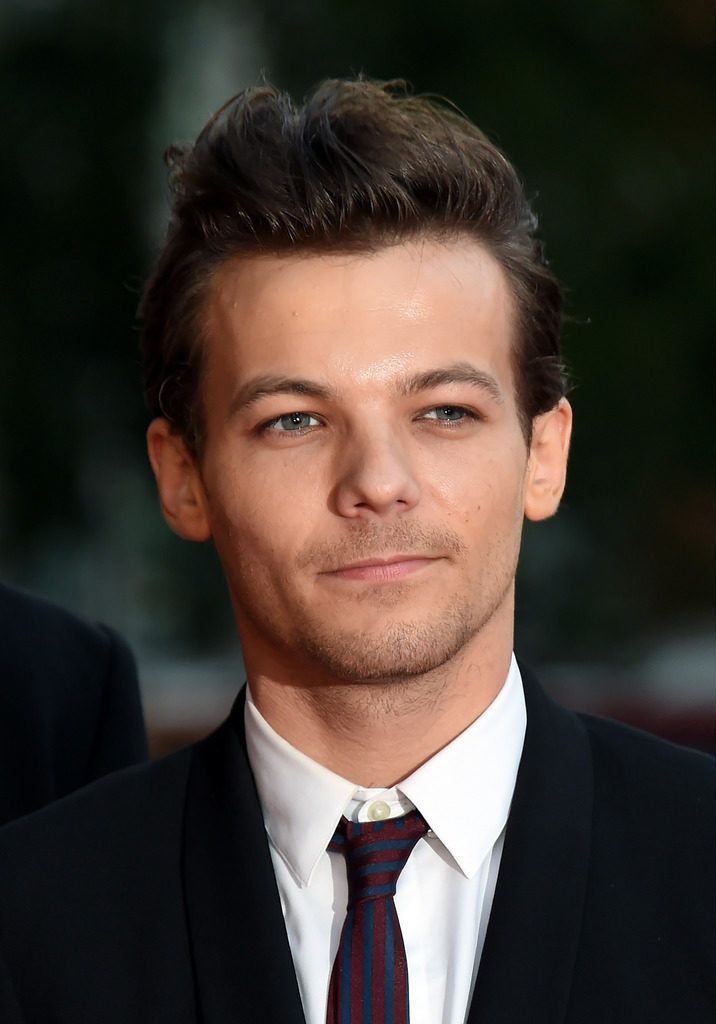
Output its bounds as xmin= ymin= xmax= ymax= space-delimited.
xmin=579 ymin=711 xmax=713 ymax=796
xmin=0 ymin=581 xmax=139 ymax=723
xmin=0 ymin=583 xmax=112 ymax=665
xmin=576 ymin=711 xmax=713 ymax=884
xmin=0 ymin=584 xmax=147 ymax=823
xmin=559 ymin=713 xmax=715 ymax=1021
xmin=0 ymin=748 xmax=192 ymax=885
xmin=0 ymin=749 xmax=198 ymax=1022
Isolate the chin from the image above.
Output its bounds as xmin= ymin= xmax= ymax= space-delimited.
xmin=295 ymin=607 xmax=479 ymax=684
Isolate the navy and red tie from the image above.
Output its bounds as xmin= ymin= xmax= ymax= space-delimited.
xmin=326 ymin=809 xmax=428 ymax=1024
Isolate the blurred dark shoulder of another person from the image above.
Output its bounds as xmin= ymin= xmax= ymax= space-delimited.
xmin=0 ymin=582 xmax=148 ymax=826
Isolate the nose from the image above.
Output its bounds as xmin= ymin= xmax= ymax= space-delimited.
xmin=331 ymin=426 xmax=421 ymax=520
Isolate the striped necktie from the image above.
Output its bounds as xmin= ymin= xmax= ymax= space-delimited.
xmin=326 ymin=809 xmax=428 ymax=1024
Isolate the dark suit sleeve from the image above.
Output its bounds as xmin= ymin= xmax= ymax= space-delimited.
xmin=0 ymin=584 xmax=149 ymax=825
xmin=85 ymin=625 xmax=148 ymax=779
xmin=0 ymin=949 xmax=25 ymax=1024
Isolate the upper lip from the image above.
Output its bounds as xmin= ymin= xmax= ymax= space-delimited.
xmin=324 ymin=554 xmax=435 ymax=572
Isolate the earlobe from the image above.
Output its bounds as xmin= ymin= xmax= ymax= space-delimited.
xmin=523 ymin=398 xmax=572 ymax=522
xmin=146 ymin=418 xmax=212 ymax=541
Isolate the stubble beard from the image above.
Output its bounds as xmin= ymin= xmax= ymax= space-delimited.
xmin=288 ymin=522 xmax=517 ymax=687
xmin=292 ymin=592 xmax=479 ymax=684
xmin=279 ymin=557 xmax=517 ymax=716
xmin=231 ymin=519 xmax=519 ymax=704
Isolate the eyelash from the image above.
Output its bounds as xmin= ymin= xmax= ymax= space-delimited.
xmin=258 ymin=412 xmax=323 ymax=435
xmin=257 ymin=405 xmax=481 ymax=437
xmin=418 ymin=405 xmax=480 ymax=427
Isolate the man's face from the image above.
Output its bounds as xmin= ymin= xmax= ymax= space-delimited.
xmin=150 ymin=238 xmax=570 ymax=684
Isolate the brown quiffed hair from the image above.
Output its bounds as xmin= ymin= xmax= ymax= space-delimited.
xmin=140 ymin=78 xmax=566 ymax=452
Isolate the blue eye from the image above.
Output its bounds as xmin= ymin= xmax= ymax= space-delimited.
xmin=422 ymin=406 xmax=471 ymax=422
xmin=267 ymin=412 xmax=319 ymax=432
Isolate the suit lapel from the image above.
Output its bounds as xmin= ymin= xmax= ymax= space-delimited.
xmin=182 ymin=693 xmax=306 ymax=1024
xmin=467 ymin=668 xmax=593 ymax=1024
xmin=180 ymin=672 xmax=591 ymax=1023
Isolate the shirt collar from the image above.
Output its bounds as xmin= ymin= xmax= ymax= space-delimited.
xmin=245 ymin=694 xmax=357 ymax=887
xmin=397 ymin=655 xmax=525 ymax=877
xmin=244 ymin=654 xmax=526 ymax=886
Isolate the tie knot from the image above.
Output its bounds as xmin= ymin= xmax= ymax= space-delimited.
xmin=328 ymin=809 xmax=428 ymax=906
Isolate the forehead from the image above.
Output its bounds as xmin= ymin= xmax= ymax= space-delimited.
xmin=202 ymin=237 xmax=517 ymax=398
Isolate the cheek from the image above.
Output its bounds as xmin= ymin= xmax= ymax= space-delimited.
xmin=205 ymin=458 xmax=317 ymax=568
xmin=427 ymin=450 xmax=524 ymax=525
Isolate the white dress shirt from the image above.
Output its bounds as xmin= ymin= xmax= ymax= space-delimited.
xmin=244 ymin=655 xmax=526 ymax=1024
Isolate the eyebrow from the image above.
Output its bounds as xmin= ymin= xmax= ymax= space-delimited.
xmin=228 ymin=376 xmax=335 ymax=419
xmin=399 ymin=362 xmax=504 ymax=405
xmin=227 ymin=361 xmax=503 ymax=419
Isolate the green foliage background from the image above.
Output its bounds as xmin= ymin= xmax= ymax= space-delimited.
xmin=0 ymin=0 xmax=711 ymax=675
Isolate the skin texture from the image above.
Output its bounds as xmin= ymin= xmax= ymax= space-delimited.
xmin=148 ymin=238 xmax=571 ymax=785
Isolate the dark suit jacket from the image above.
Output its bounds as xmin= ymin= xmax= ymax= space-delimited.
xmin=0 ymin=668 xmax=712 ymax=1023
xmin=0 ymin=583 xmax=148 ymax=825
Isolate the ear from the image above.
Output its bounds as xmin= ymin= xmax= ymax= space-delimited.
xmin=523 ymin=398 xmax=572 ymax=522
xmin=146 ymin=418 xmax=211 ymax=541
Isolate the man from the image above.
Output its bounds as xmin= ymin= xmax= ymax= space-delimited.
xmin=0 ymin=79 xmax=712 ymax=1024
xmin=0 ymin=582 xmax=147 ymax=825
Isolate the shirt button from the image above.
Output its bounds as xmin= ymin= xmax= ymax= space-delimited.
xmin=367 ymin=800 xmax=391 ymax=821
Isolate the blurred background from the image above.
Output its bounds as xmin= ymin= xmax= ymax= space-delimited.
xmin=0 ymin=0 xmax=712 ymax=755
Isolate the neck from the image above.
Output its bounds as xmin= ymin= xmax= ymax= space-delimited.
xmin=244 ymin=606 xmax=514 ymax=787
